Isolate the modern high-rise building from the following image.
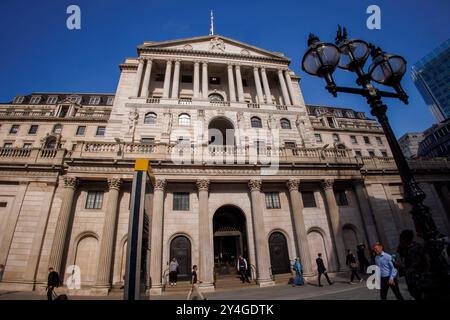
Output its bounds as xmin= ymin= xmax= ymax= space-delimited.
xmin=411 ymin=39 xmax=450 ymax=122
xmin=398 ymin=132 xmax=424 ymax=159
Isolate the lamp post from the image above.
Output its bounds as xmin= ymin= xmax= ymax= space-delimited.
xmin=301 ymin=26 xmax=449 ymax=299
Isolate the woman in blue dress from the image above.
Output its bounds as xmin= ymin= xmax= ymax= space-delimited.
xmin=292 ymin=257 xmax=305 ymax=286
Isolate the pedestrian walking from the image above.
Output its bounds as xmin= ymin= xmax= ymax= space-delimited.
xmin=356 ymin=244 xmax=370 ymax=273
xmin=316 ymin=253 xmax=332 ymax=286
xmin=346 ymin=249 xmax=362 ymax=284
xmin=292 ymin=257 xmax=304 ymax=286
xmin=46 ymin=267 xmax=60 ymax=301
xmin=373 ymin=242 xmax=404 ymax=300
xmin=237 ymin=255 xmax=250 ymax=283
xmin=187 ymin=265 xmax=206 ymax=300
xmin=397 ymin=230 xmax=427 ymax=300
xmin=169 ymin=257 xmax=179 ymax=287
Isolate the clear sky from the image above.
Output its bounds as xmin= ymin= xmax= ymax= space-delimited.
xmin=0 ymin=0 xmax=448 ymax=137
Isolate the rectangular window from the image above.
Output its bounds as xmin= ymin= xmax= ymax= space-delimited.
xmin=141 ymin=137 xmax=155 ymax=144
xmin=209 ymin=77 xmax=221 ymax=85
xmin=85 ymin=191 xmax=104 ymax=209
xmin=363 ymin=136 xmax=371 ymax=144
xmin=242 ymin=79 xmax=248 ymax=87
xmin=47 ymin=96 xmax=58 ymax=104
xmin=28 ymin=125 xmax=38 ymax=135
xmin=76 ymin=126 xmax=86 ymax=136
xmin=23 ymin=143 xmax=32 ymax=149
xmin=181 ymin=75 xmax=193 ymax=83
xmin=327 ymin=117 xmax=335 ymax=128
xmin=9 ymin=125 xmax=19 ymax=134
xmin=284 ymin=141 xmax=296 ymax=149
xmin=173 ymin=192 xmax=189 ymax=211
xmin=350 ymin=135 xmax=358 ymax=144
xmin=369 ymin=150 xmax=375 ymax=157
xmin=376 ymin=136 xmax=383 ymax=145
xmin=13 ymin=96 xmax=24 ymax=104
xmin=315 ymin=134 xmax=322 ymax=143
xmin=381 ymin=151 xmax=388 ymax=157
xmin=335 ymin=190 xmax=348 ymax=206
xmin=3 ymin=143 xmax=13 ymax=148
xmin=89 ymin=96 xmax=101 ymax=105
xmin=96 ymin=126 xmax=106 ymax=136
xmin=355 ymin=150 xmax=362 ymax=156
xmin=155 ymin=74 xmax=165 ymax=81
xmin=58 ymin=106 xmax=70 ymax=118
xmin=106 ymin=96 xmax=115 ymax=105
xmin=265 ymin=192 xmax=281 ymax=209
xmin=30 ymin=96 xmax=42 ymax=104
xmin=302 ymin=191 xmax=317 ymax=207
xmin=0 ymin=202 xmax=7 ymax=208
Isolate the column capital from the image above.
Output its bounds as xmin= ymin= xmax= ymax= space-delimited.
xmin=277 ymin=68 xmax=284 ymax=75
xmin=165 ymin=59 xmax=173 ymax=64
xmin=248 ymin=179 xmax=262 ymax=192
xmin=253 ymin=66 xmax=260 ymax=72
xmin=260 ymin=66 xmax=267 ymax=72
xmin=193 ymin=59 xmax=201 ymax=65
xmin=321 ymin=179 xmax=334 ymax=190
xmin=154 ymin=179 xmax=167 ymax=191
xmin=62 ymin=176 xmax=78 ymax=189
xmin=286 ymin=179 xmax=300 ymax=191
xmin=227 ymin=63 xmax=234 ymax=69
xmin=235 ymin=64 xmax=241 ymax=70
xmin=196 ymin=179 xmax=210 ymax=191
xmin=107 ymin=178 xmax=122 ymax=191
xmin=174 ymin=59 xmax=181 ymax=65
xmin=202 ymin=61 xmax=209 ymax=66
xmin=137 ymin=57 xmax=145 ymax=63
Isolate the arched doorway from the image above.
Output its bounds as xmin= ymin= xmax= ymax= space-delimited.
xmin=213 ymin=205 xmax=249 ymax=277
xmin=208 ymin=117 xmax=235 ymax=146
xmin=169 ymin=236 xmax=191 ymax=281
xmin=343 ymin=224 xmax=358 ymax=252
xmin=74 ymin=236 xmax=99 ymax=286
xmin=307 ymin=229 xmax=330 ymax=273
xmin=268 ymin=232 xmax=291 ymax=274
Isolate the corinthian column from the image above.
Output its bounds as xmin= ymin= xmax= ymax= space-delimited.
xmin=248 ymin=180 xmax=275 ymax=287
xmin=284 ymin=70 xmax=298 ymax=105
xmin=48 ymin=177 xmax=79 ymax=276
xmin=162 ymin=60 xmax=172 ymax=99
xmin=227 ymin=64 xmax=236 ymax=102
xmin=253 ymin=67 xmax=265 ymax=104
xmin=202 ymin=62 xmax=208 ymax=99
xmin=133 ymin=58 xmax=145 ymax=97
xmin=141 ymin=59 xmax=153 ymax=98
xmin=260 ymin=67 xmax=272 ymax=104
xmin=94 ymin=178 xmax=122 ymax=291
xmin=235 ymin=65 xmax=245 ymax=102
xmin=149 ymin=179 xmax=167 ymax=294
xmin=193 ymin=61 xmax=200 ymax=99
xmin=196 ymin=179 xmax=214 ymax=291
xmin=171 ymin=60 xmax=181 ymax=99
xmin=286 ymin=179 xmax=313 ymax=275
xmin=278 ymin=69 xmax=291 ymax=105
xmin=321 ymin=179 xmax=346 ymax=271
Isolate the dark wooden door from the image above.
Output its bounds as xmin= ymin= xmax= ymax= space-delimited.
xmin=170 ymin=236 xmax=191 ymax=281
xmin=268 ymin=232 xmax=291 ymax=274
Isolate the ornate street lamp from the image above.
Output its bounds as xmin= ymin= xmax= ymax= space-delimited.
xmin=302 ymin=26 xmax=450 ymax=299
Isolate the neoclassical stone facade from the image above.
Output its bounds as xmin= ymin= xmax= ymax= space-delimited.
xmin=0 ymin=35 xmax=449 ymax=295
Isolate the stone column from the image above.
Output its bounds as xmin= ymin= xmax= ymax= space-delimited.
xmin=321 ymin=179 xmax=347 ymax=270
xmin=171 ymin=60 xmax=181 ymax=99
xmin=253 ymin=66 xmax=265 ymax=104
xmin=133 ymin=58 xmax=145 ymax=97
xmin=227 ymin=64 xmax=236 ymax=102
xmin=202 ymin=62 xmax=208 ymax=99
xmin=94 ymin=178 xmax=122 ymax=291
xmin=48 ymin=177 xmax=78 ymax=275
xmin=141 ymin=59 xmax=153 ymax=98
xmin=286 ymin=180 xmax=313 ymax=275
xmin=248 ymin=180 xmax=275 ymax=287
xmin=162 ymin=60 xmax=172 ymax=99
xmin=149 ymin=179 xmax=167 ymax=294
xmin=284 ymin=69 xmax=298 ymax=105
xmin=193 ymin=61 xmax=200 ymax=99
xmin=260 ymin=67 xmax=272 ymax=104
xmin=353 ymin=180 xmax=379 ymax=247
xmin=278 ymin=69 xmax=291 ymax=105
xmin=235 ymin=65 xmax=245 ymax=102
xmin=196 ymin=179 xmax=214 ymax=291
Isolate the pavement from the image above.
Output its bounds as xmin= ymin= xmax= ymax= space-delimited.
xmin=0 ymin=274 xmax=413 ymax=300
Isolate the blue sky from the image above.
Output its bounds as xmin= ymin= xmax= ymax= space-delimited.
xmin=0 ymin=0 xmax=448 ymax=137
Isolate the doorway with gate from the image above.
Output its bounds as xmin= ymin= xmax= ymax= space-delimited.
xmin=213 ymin=205 xmax=250 ymax=278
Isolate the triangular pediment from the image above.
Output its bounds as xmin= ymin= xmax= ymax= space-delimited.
xmin=140 ymin=35 xmax=289 ymax=60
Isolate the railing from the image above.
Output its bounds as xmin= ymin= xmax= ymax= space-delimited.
xmin=247 ymin=103 xmax=260 ymax=109
xmin=0 ymin=147 xmax=32 ymax=158
xmin=0 ymin=147 xmax=65 ymax=165
xmin=178 ymin=98 xmax=192 ymax=105
xmin=146 ymin=97 xmax=161 ymax=104
xmin=276 ymin=105 xmax=288 ymax=110
xmin=210 ymin=101 xmax=230 ymax=107
xmin=73 ymin=110 xmax=111 ymax=119
xmin=0 ymin=108 xmax=110 ymax=120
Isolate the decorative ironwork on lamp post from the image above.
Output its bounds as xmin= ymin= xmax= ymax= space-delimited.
xmin=301 ymin=26 xmax=449 ymax=298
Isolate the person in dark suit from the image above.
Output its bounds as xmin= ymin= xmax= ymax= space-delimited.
xmin=316 ymin=253 xmax=332 ymax=286
xmin=47 ymin=267 xmax=60 ymax=301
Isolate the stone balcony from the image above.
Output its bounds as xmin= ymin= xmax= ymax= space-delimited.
xmin=0 ymin=147 xmax=66 ymax=166
xmin=0 ymin=107 xmax=111 ymax=121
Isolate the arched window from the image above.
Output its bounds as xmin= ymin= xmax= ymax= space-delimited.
xmin=144 ymin=112 xmax=157 ymax=124
xmin=52 ymin=124 xmax=62 ymax=134
xmin=45 ymin=138 xmax=57 ymax=149
xmin=178 ymin=113 xmax=191 ymax=126
xmin=280 ymin=118 xmax=291 ymax=129
xmin=250 ymin=116 xmax=262 ymax=128
xmin=208 ymin=93 xmax=224 ymax=102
